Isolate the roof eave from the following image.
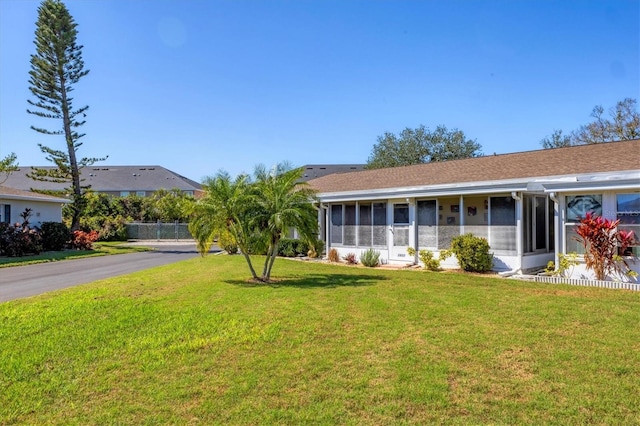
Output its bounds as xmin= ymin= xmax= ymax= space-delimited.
xmin=317 ymin=170 xmax=640 ymax=203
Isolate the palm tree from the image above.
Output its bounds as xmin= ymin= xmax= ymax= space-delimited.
xmin=252 ymin=163 xmax=319 ymax=282
xmin=189 ymin=171 xmax=260 ymax=280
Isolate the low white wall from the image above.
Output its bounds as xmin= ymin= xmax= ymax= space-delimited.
xmin=329 ymin=247 xmax=391 ymax=264
xmin=521 ymin=252 xmax=555 ymax=273
xmin=566 ymin=259 xmax=640 ymax=283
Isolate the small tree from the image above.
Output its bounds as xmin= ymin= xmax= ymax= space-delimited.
xmin=575 ymin=212 xmax=636 ymax=280
xmin=190 ymin=171 xmax=261 ymax=279
xmin=0 ymin=153 xmax=18 ymax=184
xmin=251 ymin=163 xmax=319 ymax=282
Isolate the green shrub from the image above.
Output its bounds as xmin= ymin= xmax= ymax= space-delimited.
xmin=448 ymin=233 xmax=493 ymax=273
xmin=360 ymin=248 xmax=380 ymax=267
xmin=407 ymin=247 xmax=442 ymax=271
xmin=545 ymin=252 xmax=579 ymax=277
xmin=308 ymin=239 xmax=325 ymax=258
xmin=278 ymin=239 xmax=297 ymax=257
xmin=40 ymin=222 xmax=71 ymax=251
xmin=218 ymin=230 xmax=238 ymax=254
xmin=276 ymin=239 xmax=312 ymax=257
xmin=98 ymin=215 xmax=128 ymax=241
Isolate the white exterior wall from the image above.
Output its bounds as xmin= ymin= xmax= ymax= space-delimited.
xmin=553 ymin=190 xmax=640 ymax=283
xmin=0 ymin=199 xmax=64 ymax=227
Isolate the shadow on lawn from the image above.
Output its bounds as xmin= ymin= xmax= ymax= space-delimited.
xmin=225 ymin=273 xmax=389 ymax=289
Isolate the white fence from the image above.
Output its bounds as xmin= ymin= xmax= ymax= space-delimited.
xmin=534 ymin=275 xmax=640 ymax=291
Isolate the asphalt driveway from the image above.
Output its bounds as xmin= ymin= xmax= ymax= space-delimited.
xmin=0 ymin=242 xmax=219 ymax=303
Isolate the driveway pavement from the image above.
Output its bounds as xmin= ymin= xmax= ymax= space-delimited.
xmin=0 ymin=242 xmax=219 ymax=303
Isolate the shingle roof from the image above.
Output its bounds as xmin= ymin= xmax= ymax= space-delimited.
xmin=0 ymin=186 xmax=70 ymax=203
xmin=2 ymin=165 xmax=202 ymax=194
xmin=307 ymin=139 xmax=640 ymax=194
xmin=300 ymin=164 xmax=366 ymax=181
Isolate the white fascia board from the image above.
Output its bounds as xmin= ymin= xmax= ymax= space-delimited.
xmin=0 ymin=194 xmax=70 ymax=203
xmin=543 ymin=171 xmax=640 ymax=193
xmin=318 ymin=181 xmax=530 ymax=203
xmin=543 ymin=180 xmax=640 ymax=193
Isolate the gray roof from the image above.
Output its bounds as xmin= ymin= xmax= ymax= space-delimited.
xmin=300 ymin=164 xmax=365 ymax=181
xmin=2 ymin=165 xmax=202 ymax=194
xmin=0 ymin=185 xmax=70 ymax=203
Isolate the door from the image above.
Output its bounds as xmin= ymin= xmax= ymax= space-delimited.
xmin=390 ymin=202 xmax=410 ymax=260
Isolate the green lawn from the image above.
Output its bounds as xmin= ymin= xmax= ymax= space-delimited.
xmin=1 ymin=255 xmax=639 ymax=425
xmin=0 ymin=242 xmax=152 ymax=268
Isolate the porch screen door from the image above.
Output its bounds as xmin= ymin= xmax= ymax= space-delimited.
xmin=392 ymin=203 xmax=410 ymax=253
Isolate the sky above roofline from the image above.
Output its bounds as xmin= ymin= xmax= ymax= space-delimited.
xmin=1 ymin=0 xmax=638 ymax=184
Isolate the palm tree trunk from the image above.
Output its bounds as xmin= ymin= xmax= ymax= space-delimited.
xmin=261 ymin=242 xmax=274 ymax=280
xmin=241 ymin=250 xmax=259 ymax=280
xmin=263 ymin=240 xmax=280 ymax=281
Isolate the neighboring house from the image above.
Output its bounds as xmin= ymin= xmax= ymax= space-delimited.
xmin=300 ymin=164 xmax=366 ymax=181
xmin=2 ymin=165 xmax=203 ymax=198
xmin=307 ymin=139 xmax=640 ymax=282
xmin=0 ymin=186 xmax=70 ymax=227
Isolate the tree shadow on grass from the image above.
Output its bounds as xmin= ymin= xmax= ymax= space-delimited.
xmin=224 ymin=273 xmax=389 ymax=289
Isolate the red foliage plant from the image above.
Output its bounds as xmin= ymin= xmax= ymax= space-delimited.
xmin=343 ymin=252 xmax=358 ymax=265
xmin=71 ymin=230 xmax=99 ymax=250
xmin=575 ymin=212 xmax=635 ymax=280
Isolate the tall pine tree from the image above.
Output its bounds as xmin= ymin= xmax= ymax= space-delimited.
xmin=27 ymin=0 xmax=105 ymax=230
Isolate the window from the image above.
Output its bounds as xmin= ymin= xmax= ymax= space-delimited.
xmin=331 ymin=202 xmax=387 ymax=247
xmin=565 ymin=194 xmax=602 ymax=254
xmin=344 ymin=204 xmax=356 ymax=246
xmin=330 ymin=205 xmax=342 ymax=244
xmin=617 ymin=193 xmax=640 ymax=256
xmin=523 ymin=195 xmax=551 ymax=253
xmin=463 ymin=196 xmax=488 ymax=240
xmin=2 ymin=204 xmax=10 ymax=224
xmin=490 ymin=196 xmax=516 ymax=252
xmin=120 ymin=191 xmax=130 ymax=197
xmin=417 ymin=200 xmax=437 ymax=249
xmin=136 ymin=191 xmax=146 ymax=197
xmin=372 ymin=202 xmax=387 ymax=246
xmin=358 ymin=203 xmax=372 ymax=246
xmin=438 ymin=197 xmax=460 ymax=249
xmin=393 ymin=203 xmax=409 ymax=246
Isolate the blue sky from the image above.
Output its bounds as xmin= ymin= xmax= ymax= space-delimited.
xmin=1 ymin=0 xmax=638 ymax=183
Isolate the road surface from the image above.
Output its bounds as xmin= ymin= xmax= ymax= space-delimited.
xmin=0 ymin=243 xmax=217 ymax=303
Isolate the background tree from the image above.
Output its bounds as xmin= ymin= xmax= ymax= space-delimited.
xmin=541 ymin=98 xmax=640 ymax=148
xmin=147 ymin=188 xmax=195 ymax=222
xmin=0 ymin=153 xmax=18 ymax=184
xmin=366 ymin=125 xmax=482 ymax=169
xmin=539 ymin=129 xmax=571 ymax=149
xmin=26 ymin=0 xmax=105 ymax=230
